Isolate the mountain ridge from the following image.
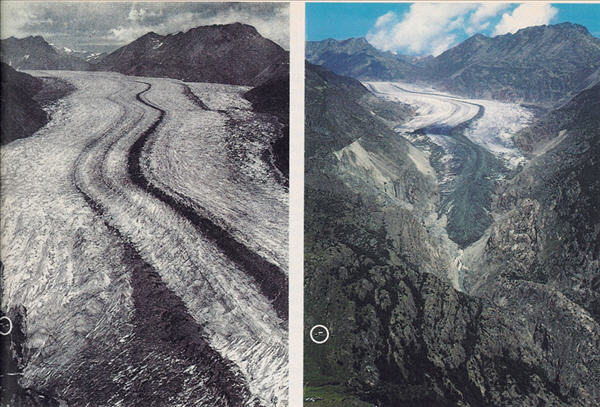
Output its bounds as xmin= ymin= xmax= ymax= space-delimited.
xmin=0 ymin=35 xmax=93 ymax=71
xmin=1 ymin=23 xmax=287 ymax=87
xmin=307 ymin=22 xmax=600 ymax=104
xmin=96 ymin=22 xmax=287 ymax=86
xmin=306 ymin=36 xmax=421 ymax=81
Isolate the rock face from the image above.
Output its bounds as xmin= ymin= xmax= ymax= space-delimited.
xmin=432 ymin=23 xmax=600 ymax=104
xmin=0 ymin=36 xmax=92 ymax=71
xmin=0 ymin=298 xmax=63 ymax=406
xmin=304 ymin=64 xmax=600 ymax=406
xmin=464 ymin=83 xmax=600 ymax=321
xmin=243 ymin=69 xmax=290 ymax=180
xmin=306 ymin=38 xmax=421 ymax=81
xmin=96 ymin=23 xmax=287 ymax=86
xmin=307 ymin=23 xmax=600 ymax=105
xmin=1 ymin=63 xmax=75 ymax=145
xmin=0 ymin=63 xmax=47 ymax=145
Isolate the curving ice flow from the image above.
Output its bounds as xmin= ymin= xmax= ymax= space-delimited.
xmin=141 ymin=80 xmax=288 ymax=272
xmin=365 ymin=82 xmax=480 ymax=130
xmin=1 ymin=71 xmax=287 ymax=406
xmin=362 ymin=81 xmax=535 ymax=291
xmin=366 ymin=81 xmax=533 ymax=168
xmin=1 ymin=72 xmax=136 ymax=388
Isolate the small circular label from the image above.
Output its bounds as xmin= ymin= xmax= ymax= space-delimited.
xmin=0 ymin=316 xmax=13 ymax=336
xmin=309 ymin=324 xmax=329 ymax=344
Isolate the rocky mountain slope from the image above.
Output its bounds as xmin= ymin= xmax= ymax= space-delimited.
xmin=0 ymin=36 xmax=92 ymax=71
xmin=306 ymin=38 xmax=420 ymax=81
xmin=1 ymin=63 xmax=47 ymax=145
xmin=243 ymin=70 xmax=289 ymax=181
xmin=305 ymin=63 xmax=411 ymax=156
xmin=432 ymin=23 xmax=600 ymax=104
xmin=304 ymin=64 xmax=600 ymax=406
xmin=307 ymin=23 xmax=600 ymax=105
xmin=304 ymin=62 xmax=464 ymax=284
xmin=96 ymin=23 xmax=287 ymax=86
xmin=1 ymin=63 xmax=74 ymax=145
xmin=463 ymin=82 xmax=600 ymax=321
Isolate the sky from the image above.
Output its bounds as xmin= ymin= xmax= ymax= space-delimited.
xmin=307 ymin=3 xmax=600 ymax=56
xmin=0 ymin=2 xmax=289 ymax=53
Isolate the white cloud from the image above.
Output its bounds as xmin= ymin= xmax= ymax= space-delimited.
xmin=374 ymin=11 xmax=396 ymax=29
xmin=127 ymin=7 xmax=163 ymax=23
xmin=470 ymin=3 xmax=510 ymax=27
xmin=367 ymin=3 xmax=478 ymax=56
xmin=431 ymin=34 xmax=457 ymax=57
xmin=463 ymin=4 xmax=511 ymax=35
xmin=0 ymin=2 xmax=43 ymax=38
xmin=365 ymin=3 xmax=555 ymax=56
xmin=493 ymin=3 xmax=558 ymax=36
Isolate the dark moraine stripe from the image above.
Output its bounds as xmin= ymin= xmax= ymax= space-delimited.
xmin=70 ymin=82 xmax=252 ymax=406
xmin=128 ymin=82 xmax=288 ymax=321
xmin=182 ymin=83 xmax=210 ymax=110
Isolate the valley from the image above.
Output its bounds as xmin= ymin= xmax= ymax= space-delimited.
xmin=1 ymin=71 xmax=288 ymax=406
xmin=365 ymin=81 xmax=533 ymax=259
xmin=304 ymin=30 xmax=599 ymax=403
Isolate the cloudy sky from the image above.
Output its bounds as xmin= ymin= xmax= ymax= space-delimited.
xmin=0 ymin=2 xmax=289 ymax=53
xmin=307 ymin=3 xmax=600 ymax=56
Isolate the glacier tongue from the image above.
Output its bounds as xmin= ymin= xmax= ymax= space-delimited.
xmin=366 ymin=81 xmax=533 ymax=168
xmin=1 ymin=71 xmax=287 ymax=406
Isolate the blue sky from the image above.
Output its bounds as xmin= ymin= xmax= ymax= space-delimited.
xmin=307 ymin=3 xmax=600 ymax=56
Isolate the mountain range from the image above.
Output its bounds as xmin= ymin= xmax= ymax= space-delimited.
xmin=307 ymin=23 xmax=600 ymax=105
xmin=1 ymin=23 xmax=289 ymax=150
xmin=1 ymin=23 xmax=287 ymax=87
xmin=1 ymin=36 xmax=93 ymax=71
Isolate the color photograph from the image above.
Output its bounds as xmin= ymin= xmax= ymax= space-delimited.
xmin=304 ymin=3 xmax=600 ymax=406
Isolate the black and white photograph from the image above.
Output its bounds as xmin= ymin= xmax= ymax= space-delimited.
xmin=3 ymin=1 xmax=600 ymax=406
xmin=1 ymin=2 xmax=289 ymax=406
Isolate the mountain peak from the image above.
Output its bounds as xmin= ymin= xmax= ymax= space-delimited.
xmin=185 ymin=22 xmax=260 ymax=37
xmin=471 ymin=33 xmax=488 ymax=40
xmin=552 ymin=22 xmax=589 ymax=31
xmin=512 ymin=21 xmax=592 ymax=37
xmin=341 ymin=37 xmax=369 ymax=45
xmin=138 ymin=31 xmax=162 ymax=41
xmin=97 ymin=23 xmax=286 ymax=86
